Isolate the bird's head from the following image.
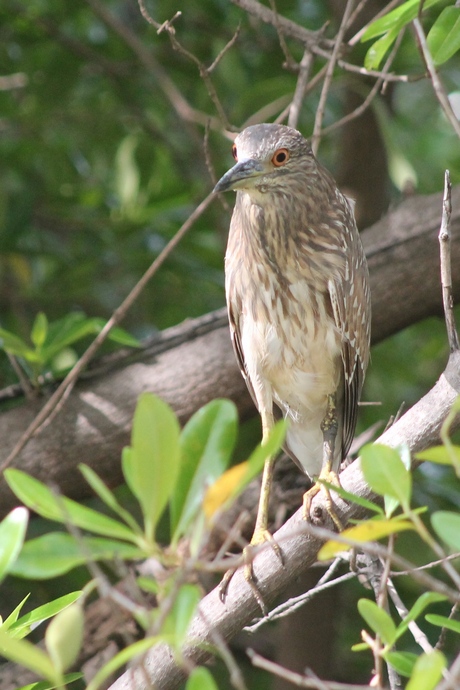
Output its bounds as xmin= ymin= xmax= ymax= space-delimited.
xmin=214 ymin=123 xmax=314 ymax=194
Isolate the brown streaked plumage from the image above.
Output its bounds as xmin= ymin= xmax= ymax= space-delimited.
xmin=214 ymin=123 xmax=370 ymax=585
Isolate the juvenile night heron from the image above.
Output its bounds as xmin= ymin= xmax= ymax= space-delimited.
xmin=214 ymin=123 xmax=371 ymax=602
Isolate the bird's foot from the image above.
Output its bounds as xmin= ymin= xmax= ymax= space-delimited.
xmin=219 ymin=527 xmax=283 ymax=615
xmin=302 ymin=468 xmax=343 ymax=532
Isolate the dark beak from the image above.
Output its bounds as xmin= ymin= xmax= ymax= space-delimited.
xmin=213 ymin=159 xmax=264 ymax=193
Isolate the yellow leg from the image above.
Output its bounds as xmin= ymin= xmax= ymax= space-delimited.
xmin=220 ymin=415 xmax=283 ymax=614
xmin=303 ymin=394 xmax=343 ymax=531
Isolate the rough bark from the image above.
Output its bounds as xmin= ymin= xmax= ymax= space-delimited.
xmin=0 ymin=185 xmax=459 ymax=520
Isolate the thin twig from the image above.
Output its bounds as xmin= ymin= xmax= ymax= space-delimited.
xmin=0 ymin=193 xmax=215 ymax=471
xmin=247 ymin=649 xmax=375 ymax=690
xmin=288 ymin=48 xmax=314 ymax=129
xmin=438 ymin=170 xmax=460 ymax=352
xmin=311 ymin=0 xmax=356 ymax=154
xmin=386 ymin=578 xmax=434 ymax=654
xmin=435 ymin=602 xmax=459 ymax=652
xmin=413 ymin=18 xmax=460 ymax=140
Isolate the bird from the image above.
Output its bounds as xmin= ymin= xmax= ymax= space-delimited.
xmin=214 ymin=123 xmax=371 ymax=603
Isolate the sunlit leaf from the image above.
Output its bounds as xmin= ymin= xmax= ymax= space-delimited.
xmin=31 ymin=312 xmax=48 ymax=348
xmin=10 ymin=592 xmax=83 ymax=638
xmin=163 ymin=584 xmax=201 ymax=648
xmin=0 ymin=328 xmax=32 ymax=358
xmin=0 ymin=507 xmax=28 ymax=583
xmin=360 ymin=444 xmax=411 ymax=512
xmin=425 ymin=613 xmax=460 ymax=634
xmin=16 ymin=673 xmax=83 ymax=690
xmin=385 ymin=651 xmax=418 ymax=678
xmin=318 ymin=518 xmax=413 ymax=560
xmin=0 ymin=627 xmax=56 ymax=682
xmin=361 ymin=0 xmax=440 ymax=41
xmin=186 ymin=667 xmax=218 ymax=690
xmin=395 ymin=592 xmax=447 ymax=641
xmin=86 ymin=637 xmax=159 ymax=690
xmin=416 ymin=445 xmax=460 ymax=466
xmin=357 ymin=598 xmax=396 ymax=645
xmin=406 ymin=650 xmax=446 ymax=690
xmin=427 ymin=7 xmax=460 ymax=66
xmin=122 ymin=393 xmax=180 ymax=541
xmin=171 ymin=399 xmax=237 ymax=541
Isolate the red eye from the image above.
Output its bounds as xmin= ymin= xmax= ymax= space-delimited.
xmin=272 ymin=148 xmax=290 ymax=167
xmin=231 ymin=144 xmax=238 ymax=160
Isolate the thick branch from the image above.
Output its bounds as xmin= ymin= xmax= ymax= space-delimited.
xmin=0 ymin=186 xmax=459 ymax=518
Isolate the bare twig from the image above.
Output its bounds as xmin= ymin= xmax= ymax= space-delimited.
xmin=247 ymin=649 xmax=375 ymax=690
xmin=387 ymin=578 xmax=434 ymax=654
xmin=288 ymin=48 xmax=314 ymax=129
xmin=311 ymin=0 xmax=356 ymax=154
xmin=413 ymin=18 xmax=460 ymax=140
xmin=439 ymin=171 xmax=460 ymax=352
xmin=0 ymin=193 xmax=215 ymax=471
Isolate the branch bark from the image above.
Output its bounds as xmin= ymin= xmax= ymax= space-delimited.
xmin=0 ymin=186 xmax=459 ymax=519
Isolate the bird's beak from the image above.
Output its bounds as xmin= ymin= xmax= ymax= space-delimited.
xmin=213 ymin=159 xmax=265 ymax=193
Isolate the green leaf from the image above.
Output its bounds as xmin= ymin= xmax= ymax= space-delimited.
xmin=361 ymin=0 xmax=441 ymax=41
xmin=122 ymin=393 xmax=181 ymax=541
xmin=0 ymin=328 xmax=33 ymax=358
xmin=16 ymin=673 xmax=83 ymax=690
xmin=431 ymin=511 xmax=460 ymax=551
xmin=416 ymin=445 xmax=460 ymax=466
xmin=318 ymin=480 xmax=384 ymax=515
xmin=384 ymin=651 xmax=418 ymax=678
xmin=395 ymin=592 xmax=447 ymax=641
xmin=171 ymin=399 xmax=238 ymax=541
xmin=186 ymin=667 xmax=218 ymax=690
xmin=406 ymin=650 xmax=446 ymax=690
xmin=4 ymin=469 xmax=135 ymax=542
xmin=0 ymin=627 xmax=57 ymax=682
xmin=1 ymin=595 xmax=30 ymax=631
xmin=318 ymin=517 xmax=413 ymax=560
xmin=31 ymin=312 xmax=48 ymax=349
xmin=10 ymin=592 xmax=83 ymax=638
xmin=360 ymin=444 xmax=411 ymax=512
xmin=45 ymin=602 xmax=84 ymax=674
xmin=357 ymin=598 xmax=396 ymax=645
xmin=425 ymin=613 xmax=460 ymax=634
xmin=10 ymin=532 xmax=143 ymax=579
xmin=364 ymin=25 xmax=401 ymax=71
xmin=427 ymin=7 xmax=460 ymax=65
xmin=163 ymin=583 xmax=201 ymax=648
xmin=0 ymin=507 xmax=28 ymax=583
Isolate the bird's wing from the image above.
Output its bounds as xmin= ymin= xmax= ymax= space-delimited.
xmin=227 ymin=304 xmax=259 ymax=411
xmin=328 ymin=244 xmax=370 ymax=459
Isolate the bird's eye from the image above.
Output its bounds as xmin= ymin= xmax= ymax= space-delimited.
xmin=231 ymin=144 xmax=238 ymax=160
xmin=271 ymin=148 xmax=290 ymax=167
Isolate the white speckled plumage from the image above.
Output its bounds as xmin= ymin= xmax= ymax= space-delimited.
xmin=216 ymin=123 xmax=371 ymax=480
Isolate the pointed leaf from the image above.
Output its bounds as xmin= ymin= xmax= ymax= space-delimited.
xmin=364 ymin=25 xmax=400 ymax=71
xmin=358 ymin=598 xmax=396 ymax=645
xmin=0 ymin=328 xmax=32 ymax=358
xmin=123 ymin=393 xmax=180 ymax=540
xmin=11 ymin=592 xmax=83 ymax=638
xmin=360 ymin=444 xmax=411 ymax=511
xmin=10 ymin=532 xmax=143 ymax=579
xmin=427 ymin=7 xmax=460 ymax=66
xmin=406 ymin=650 xmax=446 ymax=690
xmin=1 ymin=595 xmax=30 ymax=631
xmin=318 ymin=518 xmax=413 ymax=560
xmin=0 ymin=507 xmax=28 ymax=583
xmin=5 ymin=469 xmax=135 ymax=542
xmin=171 ymin=399 xmax=237 ymax=540
xmin=31 ymin=313 xmax=48 ymax=349
xmin=186 ymin=667 xmax=219 ymax=690
xmin=361 ymin=0 xmax=440 ymax=41
xmin=416 ymin=445 xmax=460 ymax=466
xmin=163 ymin=584 xmax=201 ymax=648
xmin=431 ymin=511 xmax=460 ymax=551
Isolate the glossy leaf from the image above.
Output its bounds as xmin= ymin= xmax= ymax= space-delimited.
xmin=45 ymin=603 xmax=84 ymax=674
xmin=427 ymin=7 xmax=460 ymax=65
xmin=122 ymin=393 xmax=180 ymax=540
xmin=10 ymin=532 xmax=143 ymax=579
xmin=406 ymin=650 xmax=446 ymax=690
xmin=0 ymin=507 xmax=28 ymax=583
xmin=431 ymin=511 xmax=460 ymax=551
xmin=5 ymin=469 xmax=135 ymax=542
xmin=171 ymin=399 xmax=237 ymax=541
xmin=358 ymin=598 xmax=396 ymax=645
xmin=425 ymin=613 xmax=460 ymax=634
xmin=360 ymin=444 xmax=411 ymax=511
xmin=186 ymin=667 xmax=218 ymax=690
xmin=318 ymin=518 xmax=413 ymax=560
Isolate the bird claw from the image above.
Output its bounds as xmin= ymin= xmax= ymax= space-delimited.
xmin=302 ymin=470 xmax=343 ymax=531
xmin=219 ymin=529 xmax=284 ymax=615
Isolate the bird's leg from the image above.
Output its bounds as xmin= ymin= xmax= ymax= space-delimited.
xmin=303 ymin=394 xmax=343 ymax=531
xmin=219 ymin=415 xmax=283 ymax=614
